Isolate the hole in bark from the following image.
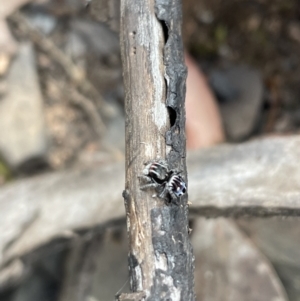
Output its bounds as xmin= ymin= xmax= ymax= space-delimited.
xmin=168 ymin=106 xmax=177 ymax=127
xmin=160 ymin=20 xmax=169 ymax=44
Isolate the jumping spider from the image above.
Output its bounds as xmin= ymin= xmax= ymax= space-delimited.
xmin=139 ymin=159 xmax=187 ymax=202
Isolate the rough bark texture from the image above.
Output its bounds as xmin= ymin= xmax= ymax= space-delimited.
xmin=120 ymin=0 xmax=194 ymax=300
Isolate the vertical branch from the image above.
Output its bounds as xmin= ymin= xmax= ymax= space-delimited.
xmin=120 ymin=0 xmax=195 ymax=300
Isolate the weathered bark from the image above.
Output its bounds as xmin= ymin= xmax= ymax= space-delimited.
xmin=120 ymin=0 xmax=194 ymax=300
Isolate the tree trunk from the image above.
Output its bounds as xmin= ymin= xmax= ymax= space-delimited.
xmin=120 ymin=0 xmax=195 ymax=300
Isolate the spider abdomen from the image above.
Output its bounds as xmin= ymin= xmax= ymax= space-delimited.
xmin=168 ymin=175 xmax=187 ymax=197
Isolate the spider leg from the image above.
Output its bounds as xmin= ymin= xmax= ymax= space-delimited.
xmin=138 ymin=175 xmax=152 ymax=183
xmin=158 ymin=186 xmax=168 ymax=199
xmin=140 ymin=183 xmax=159 ymax=190
xmin=169 ymin=190 xmax=181 ymax=205
xmin=169 ymin=190 xmax=177 ymax=200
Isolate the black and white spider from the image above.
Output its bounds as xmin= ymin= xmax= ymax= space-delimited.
xmin=138 ymin=159 xmax=187 ymax=202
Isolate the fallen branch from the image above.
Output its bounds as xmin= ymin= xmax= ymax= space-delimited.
xmin=0 ymin=136 xmax=300 ymax=280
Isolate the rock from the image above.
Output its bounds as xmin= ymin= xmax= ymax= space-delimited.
xmin=0 ymin=42 xmax=47 ymax=171
xmin=192 ymin=218 xmax=288 ymax=301
xmin=210 ymin=65 xmax=263 ymax=141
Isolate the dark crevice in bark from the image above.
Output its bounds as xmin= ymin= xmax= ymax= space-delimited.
xmin=167 ymin=107 xmax=177 ymax=127
xmin=160 ymin=20 xmax=169 ymax=46
xmin=151 ymin=1 xmax=195 ymax=300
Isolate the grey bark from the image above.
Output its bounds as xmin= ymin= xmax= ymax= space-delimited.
xmin=120 ymin=0 xmax=194 ymax=300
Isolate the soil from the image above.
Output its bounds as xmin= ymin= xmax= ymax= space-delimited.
xmin=183 ymin=0 xmax=300 ymax=135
